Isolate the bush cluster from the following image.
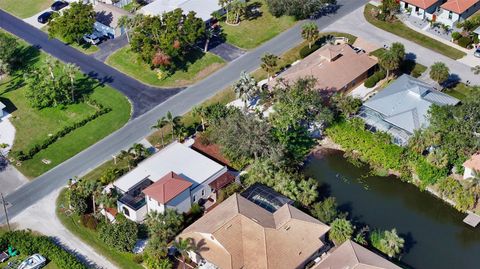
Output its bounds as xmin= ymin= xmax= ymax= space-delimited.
xmin=299 ymin=42 xmax=322 ymax=58
xmin=80 ymin=214 xmax=98 ymax=230
xmin=14 ymin=106 xmax=112 ymax=161
xmin=364 ymin=70 xmax=386 ymax=88
xmin=0 ymin=230 xmax=88 ymax=269
xmin=457 ymin=36 xmax=472 ymax=48
xmin=451 ymin=32 xmax=461 ymax=41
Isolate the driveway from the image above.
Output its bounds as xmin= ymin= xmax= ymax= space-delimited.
xmin=92 ymin=34 xmax=129 ymax=62
xmin=11 ymin=188 xmax=119 ymax=269
xmin=0 ymin=163 xmax=28 ymax=195
xmin=207 ymin=36 xmax=246 ymax=62
xmin=323 ymin=5 xmax=480 ymax=84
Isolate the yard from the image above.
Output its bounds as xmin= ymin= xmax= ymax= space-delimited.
xmin=444 ymin=83 xmax=476 ymax=100
xmin=0 ymin=32 xmax=130 ymax=178
xmin=220 ymin=0 xmax=296 ymax=49
xmin=0 ymin=0 xmax=51 ymax=18
xmin=106 ymin=47 xmax=225 ymax=87
xmin=364 ymin=4 xmax=466 ymax=60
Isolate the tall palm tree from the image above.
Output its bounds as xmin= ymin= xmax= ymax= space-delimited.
xmin=233 ymin=72 xmax=259 ymax=110
xmin=301 ymin=22 xmax=319 ymax=49
xmin=174 ymin=237 xmax=195 ymax=269
xmin=166 ymin=111 xmax=181 ymax=142
xmin=379 ymin=50 xmax=400 ymax=78
xmin=63 ymin=63 xmax=80 ymax=102
xmin=192 ymin=105 xmax=207 ymax=131
xmin=128 ymin=143 xmax=147 ymax=160
xmin=118 ymin=150 xmax=135 ymax=170
xmin=429 ymin=62 xmax=450 ymax=85
xmin=329 ymin=218 xmax=354 ymax=245
xmin=230 ymin=0 xmax=246 ymax=24
xmin=380 ymin=229 xmax=404 ymax=258
xmin=152 ymin=116 xmax=169 ymax=147
xmin=118 ymin=15 xmax=132 ymax=43
xmin=204 ymin=27 xmax=215 ymax=52
xmin=260 ymin=53 xmax=279 ymax=81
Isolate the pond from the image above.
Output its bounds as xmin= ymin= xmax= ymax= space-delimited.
xmin=304 ymin=150 xmax=480 ymax=269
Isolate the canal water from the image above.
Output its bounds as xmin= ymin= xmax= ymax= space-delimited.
xmin=304 ymin=150 xmax=480 ymax=269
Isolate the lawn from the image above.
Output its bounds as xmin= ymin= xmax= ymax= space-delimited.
xmin=444 ymin=83 xmax=476 ymax=100
xmin=0 ymin=32 xmax=130 ymax=178
xmin=56 ymin=189 xmax=143 ymax=269
xmin=0 ymin=0 xmax=51 ymax=18
xmin=106 ymin=47 xmax=225 ymax=87
xmin=364 ymin=4 xmax=466 ymax=60
xmin=220 ymin=0 xmax=296 ymax=49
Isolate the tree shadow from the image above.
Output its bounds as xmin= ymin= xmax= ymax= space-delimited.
xmin=173 ymin=49 xmax=206 ymax=73
xmin=12 ymin=45 xmax=42 ymax=72
xmin=245 ymin=2 xmax=263 ymax=21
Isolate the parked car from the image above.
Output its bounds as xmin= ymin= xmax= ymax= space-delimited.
xmin=83 ymin=33 xmax=101 ymax=45
xmin=37 ymin=11 xmax=53 ymax=24
xmin=18 ymin=254 xmax=46 ymax=269
xmin=51 ymin=1 xmax=68 ymax=11
xmin=0 ymin=251 xmax=8 ymax=263
xmin=474 ymin=48 xmax=480 ymax=58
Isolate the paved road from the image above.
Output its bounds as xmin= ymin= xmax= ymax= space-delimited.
xmin=324 ymin=6 xmax=480 ymax=85
xmin=0 ymin=9 xmax=182 ymax=118
xmin=0 ymin=0 xmax=369 ymax=224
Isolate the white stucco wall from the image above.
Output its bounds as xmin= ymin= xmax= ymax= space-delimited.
xmin=190 ymin=167 xmax=228 ymax=203
xmin=436 ymin=9 xmax=460 ymax=26
xmin=146 ymin=195 xmax=165 ymax=213
xmin=117 ymin=201 xmax=148 ymax=222
xmin=463 ymin=167 xmax=476 ymax=180
xmin=165 ymin=190 xmax=192 ymax=213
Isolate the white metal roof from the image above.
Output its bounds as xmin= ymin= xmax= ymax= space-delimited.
xmin=139 ymin=0 xmax=222 ymax=21
xmin=0 ymin=102 xmax=5 ymax=110
xmin=113 ymin=141 xmax=225 ymax=192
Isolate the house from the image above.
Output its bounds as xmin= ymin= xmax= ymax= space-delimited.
xmin=177 ymin=193 xmax=330 ymax=269
xmin=272 ymin=43 xmax=378 ymax=93
xmin=312 ymin=240 xmax=402 ymax=269
xmin=436 ymin=0 xmax=480 ymax=26
xmin=93 ymin=2 xmax=132 ymax=38
xmin=139 ymin=0 xmax=224 ymax=22
xmin=0 ymin=102 xmax=5 ymax=119
xmin=113 ymin=141 xmax=236 ymax=222
xmin=358 ymin=74 xmax=459 ymax=146
xmin=93 ymin=0 xmax=132 ymax=8
xmin=399 ymin=0 xmax=444 ymax=20
xmin=463 ymin=153 xmax=480 ymax=179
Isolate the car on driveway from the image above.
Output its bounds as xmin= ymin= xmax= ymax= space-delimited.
xmin=18 ymin=254 xmax=46 ymax=269
xmin=51 ymin=1 xmax=69 ymax=11
xmin=83 ymin=33 xmax=101 ymax=45
xmin=37 ymin=11 xmax=53 ymax=24
xmin=474 ymin=48 xmax=480 ymax=58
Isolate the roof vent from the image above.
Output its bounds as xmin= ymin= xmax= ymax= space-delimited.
xmin=285 ymin=226 xmax=291 ymax=231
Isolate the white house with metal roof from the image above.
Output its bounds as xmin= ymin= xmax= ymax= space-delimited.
xmin=113 ymin=141 xmax=234 ymax=222
xmin=139 ymin=0 xmax=224 ymax=21
xmin=358 ymin=74 xmax=459 ymax=146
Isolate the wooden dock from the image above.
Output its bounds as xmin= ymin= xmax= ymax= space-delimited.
xmin=463 ymin=213 xmax=480 ymax=227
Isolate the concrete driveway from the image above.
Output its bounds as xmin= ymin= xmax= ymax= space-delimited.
xmin=323 ymin=5 xmax=480 ymax=85
xmin=23 ymin=8 xmax=51 ymax=29
xmin=0 ymin=163 xmax=28 ymax=195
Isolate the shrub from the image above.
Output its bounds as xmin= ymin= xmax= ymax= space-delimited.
xmin=364 ymin=70 xmax=386 ymax=88
xmin=413 ymin=157 xmax=447 ymax=186
xmin=457 ymin=36 xmax=472 ymax=48
xmin=451 ymin=31 xmax=461 ymax=41
xmin=80 ymin=214 xmax=98 ymax=230
xmin=133 ymin=254 xmax=144 ymax=264
xmin=99 ymin=217 xmax=138 ymax=252
xmin=299 ymin=42 xmax=322 ymax=58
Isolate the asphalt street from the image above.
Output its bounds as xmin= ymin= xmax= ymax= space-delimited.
xmin=0 ymin=0 xmax=369 ymax=224
xmin=0 ymin=10 xmax=182 ymax=118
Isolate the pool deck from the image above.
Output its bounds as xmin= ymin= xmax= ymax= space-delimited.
xmin=463 ymin=213 xmax=480 ymax=227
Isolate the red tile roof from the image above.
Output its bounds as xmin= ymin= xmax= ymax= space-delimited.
xmin=402 ymin=0 xmax=440 ymax=9
xmin=209 ymin=171 xmax=236 ymax=191
xmin=192 ymin=137 xmax=231 ymax=167
xmin=143 ymin=172 xmax=192 ymax=204
xmin=464 ymin=153 xmax=480 ymax=171
xmin=441 ymin=0 xmax=479 ymax=14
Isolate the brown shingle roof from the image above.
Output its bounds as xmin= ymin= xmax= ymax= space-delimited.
xmin=142 ymin=172 xmax=192 ymax=204
xmin=192 ymin=137 xmax=232 ymax=167
xmin=179 ymin=194 xmax=330 ymax=269
xmin=441 ymin=0 xmax=479 ymax=13
xmin=312 ymin=240 xmax=402 ymax=269
xmin=208 ymin=171 xmax=236 ymax=191
xmin=403 ymin=0 xmax=441 ymax=9
xmin=272 ymin=44 xmax=378 ymax=92
xmin=464 ymin=153 xmax=480 ymax=171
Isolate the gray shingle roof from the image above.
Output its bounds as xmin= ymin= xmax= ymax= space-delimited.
xmin=363 ymin=74 xmax=459 ymax=134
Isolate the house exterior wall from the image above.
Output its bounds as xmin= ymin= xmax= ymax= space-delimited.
xmin=437 ymin=9 xmax=461 ymax=26
xmin=166 ymin=189 xmax=192 ymax=213
xmin=400 ymin=1 xmax=442 ymax=19
xmin=191 ymin=167 xmax=228 ymax=203
xmin=117 ymin=201 xmax=148 ymax=222
xmin=146 ymin=195 xmax=166 ymax=213
xmin=463 ymin=166 xmax=476 ymax=179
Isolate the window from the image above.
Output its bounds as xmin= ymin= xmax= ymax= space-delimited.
xmin=193 ymin=195 xmax=196 ymax=202
xmin=449 ymin=11 xmax=453 ymax=19
xmin=158 ymin=201 xmax=160 ymax=206
xmin=123 ymin=207 xmax=130 ymax=217
xmin=415 ymin=6 xmax=419 ymax=12
xmin=404 ymin=3 xmax=408 ymax=8
xmin=202 ymin=189 xmax=205 ymax=196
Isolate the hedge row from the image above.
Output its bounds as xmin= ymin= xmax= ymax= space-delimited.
xmin=14 ymin=106 xmax=112 ymax=161
xmin=0 ymin=230 xmax=88 ymax=269
xmin=364 ymin=70 xmax=386 ymax=88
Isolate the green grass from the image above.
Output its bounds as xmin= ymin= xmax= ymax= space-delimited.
xmin=56 ymin=189 xmax=143 ymax=269
xmin=106 ymin=47 xmax=225 ymax=87
xmin=0 ymin=0 xmax=51 ymax=18
xmin=364 ymin=4 xmax=466 ymax=60
xmin=220 ymin=0 xmax=296 ymax=49
xmin=41 ymin=25 xmax=99 ymax=55
xmin=444 ymin=83 xmax=476 ymax=100
xmin=0 ymin=31 xmax=130 ymax=178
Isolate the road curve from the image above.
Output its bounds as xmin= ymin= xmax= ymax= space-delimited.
xmin=0 ymin=0 xmax=369 ymax=224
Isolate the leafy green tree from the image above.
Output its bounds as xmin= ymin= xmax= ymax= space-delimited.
xmin=48 ymin=2 xmax=96 ymax=44
xmin=378 ymin=50 xmax=400 ymax=78
xmin=229 ymin=0 xmax=247 ymax=24
xmin=429 ymin=62 xmax=450 ymax=84
xmin=0 ymin=32 xmax=19 ymax=75
xmin=390 ymin=42 xmax=405 ymax=61
xmin=146 ymin=209 xmax=184 ymax=241
xmin=354 ymin=226 xmax=369 ymax=245
xmin=372 ymin=229 xmax=404 ymax=258
xmin=380 ymin=0 xmax=399 ymax=21
xmin=233 ymin=72 xmax=259 ymax=109
xmin=301 ymin=22 xmax=319 ymax=49
xmin=261 ymin=53 xmax=279 ymax=81
xmin=311 ymin=197 xmax=340 ymax=224
xmin=331 ymin=93 xmax=362 ymax=118
xmin=99 ymin=216 xmax=138 ymax=252
xmin=266 ymin=0 xmax=337 ymax=19
xmin=329 ymin=218 xmax=354 ymax=245
xmin=174 ymin=237 xmax=195 ymax=269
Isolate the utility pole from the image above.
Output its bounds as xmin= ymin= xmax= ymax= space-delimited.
xmin=1 ymin=193 xmax=11 ymax=232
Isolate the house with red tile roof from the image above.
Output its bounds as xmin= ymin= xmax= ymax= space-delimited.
xmin=463 ymin=153 xmax=480 ymax=179
xmin=437 ymin=0 xmax=480 ymax=26
xmin=399 ymin=0 xmax=445 ymax=20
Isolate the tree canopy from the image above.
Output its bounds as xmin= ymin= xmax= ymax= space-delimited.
xmin=266 ymin=0 xmax=337 ymax=19
xmin=429 ymin=62 xmax=450 ymax=84
xmin=48 ymin=2 xmax=96 ymax=44
xmin=0 ymin=32 xmax=19 ymax=75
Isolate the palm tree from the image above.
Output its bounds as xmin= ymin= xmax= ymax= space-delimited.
xmin=233 ymin=72 xmax=259 ymax=110
xmin=380 ymin=229 xmax=404 ymax=258
xmin=152 ymin=116 xmax=169 ymax=147
xmin=118 ymin=15 xmax=132 ymax=43
xmin=166 ymin=111 xmax=181 ymax=142
xmin=390 ymin=42 xmax=405 ymax=61
xmin=229 ymin=0 xmax=246 ymax=24
xmin=471 ymin=65 xmax=480 ymax=75
xmin=174 ymin=237 xmax=195 ymax=269
xmin=118 ymin=150 xmax=135 ymax=170
xmin=260 ymin=53 xmax=279 ymax=81
xmin=204 ymin=27 xmax=215 ymax=52
xmin=329 ymin=218 xmax=354 ymax=245
xmin=218 ymin=0 xmax=232 ymax=23
xmin=157 ymin=259 xmax=172 ymax=269
xmin=128 ymin=143 xmax=147 ymax=160
xmin=192 ymin=105 xmax=208 ymax=131
xmin=301 ymin=22 xmax=319 ymax=49
xmin=429 ymin=62 xmax=450 ymax=85
xmin=379 ymin=50 xmax=400 ymax=78
xmin=63 ymin=63 xmax=80 ymax=102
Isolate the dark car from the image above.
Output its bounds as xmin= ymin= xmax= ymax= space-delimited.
xmin=51 ymin=1 xmax=68 ymax=11
xmin=37 ymin=11 xmax=53 ymax=24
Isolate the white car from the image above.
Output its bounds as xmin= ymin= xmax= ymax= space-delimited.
xmin=18 ymin=254 xmax=46 ymax=269
xmin=82 ymin=33 xmax=101 ymax=45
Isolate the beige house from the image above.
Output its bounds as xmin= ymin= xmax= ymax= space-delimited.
xmin=272 ymin=43 xmax=378 ymax=93
xmin=178 ymin=193 xmax=330 ymax=269
xmin=312 ymin=240 xmax=402 ymax=269
xmin=463 ymin=153 xmax=480 ymax=179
